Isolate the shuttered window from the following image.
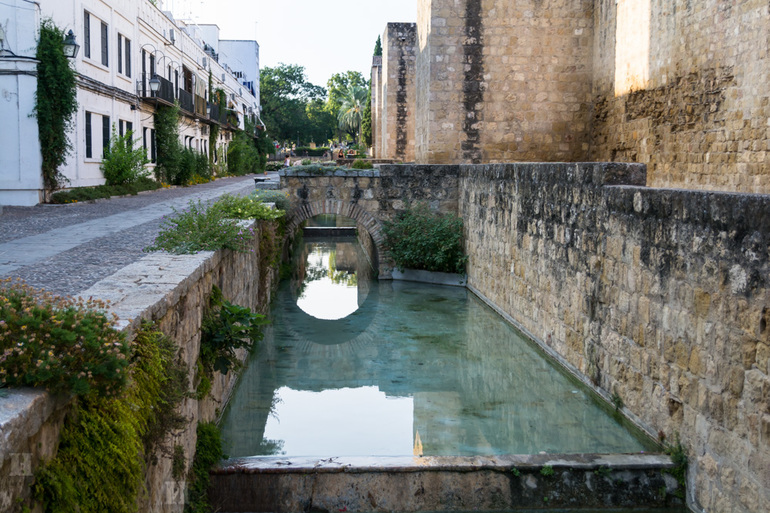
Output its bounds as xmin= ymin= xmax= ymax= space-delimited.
xmin=125 ymin=39 xmax=131 ymax=77
xmin=100 ymin=22 xmax=108 ymax=67
xmin=102 ymin=115 xmax=111 ymax=157
xmin=85 ymin=111 xmax=92 ymax=158
xmin=83 ymin=12 xmax=91 ymax=59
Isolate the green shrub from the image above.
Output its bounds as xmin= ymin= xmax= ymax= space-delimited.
xmin=227 ymin=131 xmax=261 ymax=176
xmin=211 ymin=194 xmax=285 ymax=221
xmin=295 ymin=146 xmax=329 ymax=157
xmin=101 ymin=129 xmax=149 ymax=186
xmin=49 ymin=177 xmax=162 ymax=204
xmin=286 ymin=164 xmax=348 ymax=175
xmin=0 ymin=279 xmax=130 ymax=397
xmin=185 ymin=422 xmax=224 ymax=513
xmin=382 ymin=203 xmax=468 ymax=274
xmin=34 ymin=324 xmax=188 ymax=513
xmin=199 ymin=286 xmax=268 ymax=376
xmin=251 ymin=189 xmax=291 ymax=211
xmin=154 ymin=103 xmax=185 ymax=185
xmin=350 ymin=159 xmax=373 ymax=169
xmin=265 ymin=161 xmax=283 ymax=172
xmin=144 ymin=199 xmax=255 ymax=255
xmin=301 ymin=158 xmax=312 ymax=165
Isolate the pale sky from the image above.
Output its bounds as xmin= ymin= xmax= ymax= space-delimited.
xmin=164 ymin=0 xmax=417 ymax=88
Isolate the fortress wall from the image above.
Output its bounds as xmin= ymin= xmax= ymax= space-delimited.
xmin=381 ymin=23 xmax=417 ymax=162
xmin=414 ymin=0 xmax=594 ymax=164
xmin=461 ymin=162 xmax=770 ymax=513
xmin=591 ymin=0 xmax=770 ymax=193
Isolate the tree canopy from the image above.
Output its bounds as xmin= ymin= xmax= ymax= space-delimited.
xmin=259 ymin=64 xmax=327 ymax=143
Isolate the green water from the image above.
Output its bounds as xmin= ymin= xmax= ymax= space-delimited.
xmin=220 ymin=239 xmax=658 ymax=458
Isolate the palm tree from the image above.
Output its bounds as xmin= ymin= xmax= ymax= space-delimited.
xmin=337 ymin=85 xmax=368 ymax=145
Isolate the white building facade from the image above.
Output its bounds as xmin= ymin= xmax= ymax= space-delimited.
xmin=0 ymin=0 xmax=261 ymax=206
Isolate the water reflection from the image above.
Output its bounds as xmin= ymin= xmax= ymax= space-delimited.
xmin=296 ymin=244 xmax=358 ymax=320
xmin=220 ymin=238 xmax=658 ymax=458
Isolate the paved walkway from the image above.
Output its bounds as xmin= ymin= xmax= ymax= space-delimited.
xmin=0 ymin=173 xmax=278 ymax=297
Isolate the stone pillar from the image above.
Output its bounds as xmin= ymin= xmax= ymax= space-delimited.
xmin=415 ymin=0 xmax=594 ymax=164
xmin=381 ymin=23 xmax=416 ymax=162
xmin=370 ymin=56 xmax=382 ymax=158
xmin=0 ymin=0 xmax=43 ymax=206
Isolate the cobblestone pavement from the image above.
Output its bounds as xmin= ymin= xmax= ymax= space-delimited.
xmin=0 ymin=174 xmax=274 ymax=296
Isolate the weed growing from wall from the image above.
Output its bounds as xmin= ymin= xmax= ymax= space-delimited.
xmin=35 ymin=19 xmax=78 ymax=191
xmin=33 ymin=323 xmax=188 ymax=513
xmin=199 ymin=286 xmax=268 ymax=376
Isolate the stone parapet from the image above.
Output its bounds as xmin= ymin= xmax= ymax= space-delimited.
xmin=459 ymin=162 xmax=770 ymax=513
xmin=0 ymin=220 xmax=278 ymax=513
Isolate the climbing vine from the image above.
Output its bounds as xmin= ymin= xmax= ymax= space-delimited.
xmin=35 ymin=19 xmax=78 ymax=191
xmin=154 ymin=103 xmax=184 ymax=184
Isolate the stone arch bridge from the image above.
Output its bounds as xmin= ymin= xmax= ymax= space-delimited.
xmin=279 ymin=165 xmax=460 ymax=278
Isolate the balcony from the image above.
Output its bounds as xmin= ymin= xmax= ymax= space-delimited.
xmin=136 ymin=73 xmax=175 ymax=104
xmin=178 ymin=89 xmax=194 ymax=114
xmin=208 ymin=103 xmax=227 ymax=125
xmin=195 ymin=94 xmax=207 ymax=118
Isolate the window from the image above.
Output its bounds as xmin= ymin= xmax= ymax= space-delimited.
xmin=83 ymin=12 xmax=91 ymax=59
xmin=101 ymin=22 xmax=108 ymax=67
xmin=151 ymin=129 xmax=157 ymax=163
xmin=118 ymin=120 xmax=133 ymax=138
xmin=102 ymin=115 xmax=110 ymax=156
xmin=118 ymin=34 xmax=131 ymax=77
xmin=85 ymin=111 xmax=92 ymax=158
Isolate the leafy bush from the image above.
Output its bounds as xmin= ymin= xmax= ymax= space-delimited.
xmin=251 ymin=189 xmax=291 ymax=211
xmin=34 ymin=323 xmax=188 ymax=513
xmin=382 ymin=203 xmax=467 ymax=274
xmin=350 ymin=159 xmax=373 ymax=169
xmin=101 ymin=129 xmax=149 ymax=186
xmin=154 ymin=103 xmax=185 ymax=185
xmin=199 ymin=286 xmax=268 ymax=375
xmin=0 ymin=279 xmax=130 ymax=397
xmin=144 ymin=199 xmax=256 ymax=254
xmin=295 ymin=146 xmax=329 ymax=157
xmin=265 ymin=161 xmax=284 ymax=172
xmin=301 ymin=158 xmax=312 ymax=165
xmin=212 ymin=194 xmax=285 ymax=221
xmin=285 ymin=164 xmax=348 ymax=175
xmin=49 ymin=177 xmax=163 ymax=204
xmin=227 ymin=130 xmax=261 ymax=176
xmin=185 ymin=422 xmax=224 ymax=513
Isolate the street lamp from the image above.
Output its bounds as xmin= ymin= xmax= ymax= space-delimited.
xmin=148 ymin=74 xmax=161 ymax=93
xmin=62 ymin=30 xmax=79 ymax=59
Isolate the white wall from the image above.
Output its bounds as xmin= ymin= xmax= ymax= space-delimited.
xmin=0 ymin=0 xmax=42 ymax=206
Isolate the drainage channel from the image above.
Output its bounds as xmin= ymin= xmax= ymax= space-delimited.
xmin=213 ymin=221 xmax=685 ymax=512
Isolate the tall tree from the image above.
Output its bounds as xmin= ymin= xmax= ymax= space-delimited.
xmin=374 ymin=36 xmax=382 ymax=57
xmin=260 ymin=64 xmax=327 ymax=143
xmin=326 ymin=71 xmax=367 ymax=141
xmin=361 ymin=86 xmax=373 ymax=148
xmin=337 ymin=85 xmax=368 ymax=145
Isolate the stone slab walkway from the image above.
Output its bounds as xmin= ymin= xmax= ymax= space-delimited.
xmin=0 ymin=173 xmax=277 ymax=297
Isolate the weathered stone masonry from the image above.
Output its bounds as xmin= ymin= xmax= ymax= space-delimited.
xmin=459 ymin=163 xmax=769 ymax=513
xmin=0 ymin=221 xmax=278 ymax=513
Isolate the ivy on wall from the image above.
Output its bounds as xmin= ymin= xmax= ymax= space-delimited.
xmin=35 ymin=20 xmax=78 ymax=191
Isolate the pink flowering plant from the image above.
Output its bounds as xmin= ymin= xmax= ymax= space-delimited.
xmin=0 ymin=279 xmax=130 ymax=397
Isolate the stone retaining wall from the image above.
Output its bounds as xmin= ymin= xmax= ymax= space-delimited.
xmin=459 ymin=163 xmax=769 ymax=513
xmin=0 ymin=220 xmax=278 ymax=513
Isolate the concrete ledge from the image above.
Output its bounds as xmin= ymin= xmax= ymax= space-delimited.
xmin=210 ymin=453 xmax=683 ymax=512
xmin=391 ymin=268 xmax=467 ymax=287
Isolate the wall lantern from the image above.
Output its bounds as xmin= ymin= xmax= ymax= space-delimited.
xmin=149 ymin=74 xmax=161 ymax=93
xmin=62 ymin=30 xmax=80 ymax=59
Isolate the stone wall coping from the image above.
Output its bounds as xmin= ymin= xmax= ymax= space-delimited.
xmin=213 ymin=452 xmax=675 ymax=475
xmin=279 ymin=169 xmax=380 ymax=178
xmin=0 ymin=219 xmax=258 ymax=484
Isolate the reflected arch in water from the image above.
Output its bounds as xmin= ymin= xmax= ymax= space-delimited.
xmin=284 ymin=199 xmax=390 ymax=278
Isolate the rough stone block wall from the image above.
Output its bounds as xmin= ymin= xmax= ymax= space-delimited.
xmin=371 ymin=56 xmax=382 ymax=158
xmin=460 ymin=163 xmax=769 ymax=513
xmin=381 ymin=23 xmax=417 ymax=162
xmin=0 ymin=221 xmax=278 ymax=513
xmin=591 ymin=0 xmax=770 ymax=193
xmin=415 ymin=0 xmax=594 ymax=164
